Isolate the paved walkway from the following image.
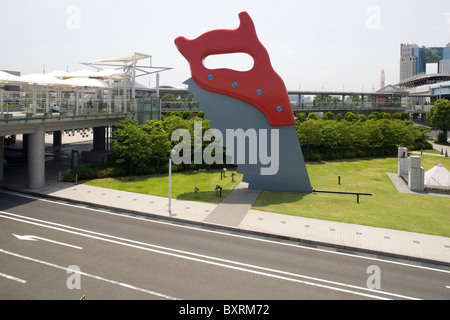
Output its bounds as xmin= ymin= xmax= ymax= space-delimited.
xmin=430 ymin=142 xmax=450 ymax=156
xmin=1 ymin=136 xmax=450 ymax=267
xmin=204 ymin=183 xmax=261 ymax=227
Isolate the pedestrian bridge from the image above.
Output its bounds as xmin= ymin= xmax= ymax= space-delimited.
xmin=0 ymin=112 xmax=134 ymax=189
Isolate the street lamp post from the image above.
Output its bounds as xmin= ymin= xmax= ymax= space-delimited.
xmin=168 ymin=149 xmax=176 ymax=218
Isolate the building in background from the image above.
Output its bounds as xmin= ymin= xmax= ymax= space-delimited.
xmin=440 ymin=43 xmax=450 ymax=74
xmin=400 ymin=43 xmax=450 ymax=82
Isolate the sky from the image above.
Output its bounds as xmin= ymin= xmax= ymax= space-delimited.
xmin=1 ymin=0 xmax=449 ymax=92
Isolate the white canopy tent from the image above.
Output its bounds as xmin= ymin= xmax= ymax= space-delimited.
xmin=1 ymin=71 xmax=21 ymax=114
xmin=1 ymin=71 xmax=114 ymax=116
xmin=82 ymin=52 xmax=173 ymax=104
xmin=1 ymin=52 xmax=168 ymax=117
xmin=48 ymin=69 xmax=128 ymax=81
xmin=424 ymin=163 xmax=450 ymax=189
xmin=0 ymin=70 xmax=21 ymax=83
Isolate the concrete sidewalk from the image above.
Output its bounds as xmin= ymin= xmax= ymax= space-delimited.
xmin=2 ymin=176 xmax=450 ymax=267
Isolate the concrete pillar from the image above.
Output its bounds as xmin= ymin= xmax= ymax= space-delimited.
xmin=93 ymin=127 xmax=106 ymax=152
xmin=0 ymin=136 xmax=4 ymax=181
xmin=28 ymin=126 xmax=45 ymax=189
xmin=22 ymin=133 xmax=29 ymax=151
xmin=53 ymin=130 xmax=62 ymax=146
xmin=397 ymin=146 xmax=409 ymax=176
xmin=408 ymin=156 xmax=424 ymax=192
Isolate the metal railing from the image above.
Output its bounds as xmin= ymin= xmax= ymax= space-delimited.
xmin=1 ymin=97 xmax=136 ymax=120
xmin=160 ymin=101 xmax=199 ymax=112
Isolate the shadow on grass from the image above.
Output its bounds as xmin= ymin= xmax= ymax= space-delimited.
xmin=305 ymin=155 xmax=395 ymax=166
xmin=252 ymin=191 xmax=312 ymax=208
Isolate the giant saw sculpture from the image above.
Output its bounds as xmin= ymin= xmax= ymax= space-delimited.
xmin=175 ymin=11 xmax=312 ymax=192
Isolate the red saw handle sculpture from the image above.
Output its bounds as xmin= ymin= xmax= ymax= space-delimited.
xmin=174 ymin=11 xmax=295 ymax=126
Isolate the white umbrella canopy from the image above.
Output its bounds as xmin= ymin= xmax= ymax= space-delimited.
xmin=63 ymin=77 xmax=110 ymax=88
xmin=0 ymin=70 xmax=22 ymax=83
xmin=94 ymin=69 xmax=129 ymax=80
xmin=19 ymin=73 xmax=70 ymax=86
xmin=49 ymin=69 xmax=128 ymax=81
xmin=47 ymin=70 xmax=72 ymax=79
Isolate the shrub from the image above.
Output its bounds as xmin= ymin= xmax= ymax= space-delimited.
xmin=197 ymin=110 xmax=205 ymax=118
xmin=438 ymin=131 xmax=448 ymax=143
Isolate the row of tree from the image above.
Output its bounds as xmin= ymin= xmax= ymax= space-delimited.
xmin=294 ymin=110 xmax=432 ymax=161
xmin=295 ymin=111 xmax=410 ymax=122
xmin=64 ymin=108 xmax=434 ymax=181
xmin=295 ymin=117 xmax=430 ymax=161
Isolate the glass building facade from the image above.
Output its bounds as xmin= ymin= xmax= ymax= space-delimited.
xmin=400 ymin=43 xmax=450 ymax=81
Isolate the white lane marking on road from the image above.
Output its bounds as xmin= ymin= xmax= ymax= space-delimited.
xmin=0 ymin=248 xmax=178 ymax=300
xmin=0 ymin=210 xmax=420 ymax=300
xmin=0 ymin=272 xmax=27 ymax=284
xmin=2 ymin=189 xmax=448 ymax=275
xmin=13 ymin=234 xmax=83 ymax=250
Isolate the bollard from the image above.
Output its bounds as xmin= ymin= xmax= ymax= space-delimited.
xmin=195 ymin=187 xmax=199 ymax=199
xmin=215 ymin=185 xmax=222 ymax=197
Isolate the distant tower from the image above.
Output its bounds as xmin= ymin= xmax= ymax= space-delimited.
xmin=380 ymin=69 xmax=385 ymax=89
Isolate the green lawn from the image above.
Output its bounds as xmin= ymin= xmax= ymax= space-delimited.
xmin=84 ymin=170 xmax=243 ymax=204
xmin=83 ymin=154 xmax=450 ymax=237
xmin=252 ymin=155 xmax=450 ymax=237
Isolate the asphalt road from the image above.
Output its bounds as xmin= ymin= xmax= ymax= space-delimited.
xmin=0 ymin=190 xmax=449 ymax=302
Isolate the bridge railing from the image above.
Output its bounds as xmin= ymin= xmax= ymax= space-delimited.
xmin=1 ymin=96 xmax=136 ymax=120
xmin=160 ymin=101 xmax=199 ymax=112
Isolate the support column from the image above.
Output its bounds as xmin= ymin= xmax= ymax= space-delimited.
xmin=32 ymin=84 xmax=37 ymax=116
xmin=93 ymin=127 xmax=106 ymax=152
xmin=28 ymin=126 xmax=45 ymax=189
xmin=53 ymin=130 xmax=62 ymax=146
xmin=1 ymin=88 xmax=4 ymax=115
xmin=0 ymin=136 xmax=4 ymax=181
xmin=22 ymin=134 xmax=29 ymax=151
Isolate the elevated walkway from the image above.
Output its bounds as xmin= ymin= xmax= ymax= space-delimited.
xmin=0 ymin=113 xmax=134 ymax=188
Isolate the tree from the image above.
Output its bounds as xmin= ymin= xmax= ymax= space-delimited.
xmin=144 ymin=120 xmax=171 ymax=172
xmin=307 ymin=113 xmax=320 ymax=120
xmin=392 ymin=112 xmax=401 ymax=120
xmin=161 ymin=94 xmax=176 ymax=102
xmin=182 ymin=110 xmax=192 ymax=119
xmin=323 ymin=112 xmax=335 ymax=120
xmin=381 ymin=112 xmax=391 ymax=120
xmin=320 ymin=120 xmax=339 ymax=159
xmin=296 ymin=120 xmax=322 ymax=160
xmin=368 ymin=111 xmax=380 ymax=120
xmin=295 ymin=112 xmax=307 ymax=122
xmin=426 ymin=99 xmax=450 ymax=142
xmin=345 ymin=112 xmax=357 ymax=122
xmin=112 ymin=119 xmax=152 ymax=175
xmin=400 ymin=112 xmax=410 ymax=121
xmin=357 ymin=114 xmax=366 ymax=122
xmin=197 ymin=110 xmax=205 ymax=119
